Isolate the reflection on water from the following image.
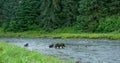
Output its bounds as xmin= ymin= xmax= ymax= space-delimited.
xmin=0 ymin=38 xmax=120 ymax=63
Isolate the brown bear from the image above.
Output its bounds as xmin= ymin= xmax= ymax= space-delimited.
xmin=49 ymin=43 xmax=65 ymax=49
xmin=75 ymin=61 xmax=80 ymax=63
xmin=55 ymin=43 xmax=65 ymax=49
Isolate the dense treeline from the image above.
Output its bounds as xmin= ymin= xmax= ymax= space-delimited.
xmin=0 ymin=0 xmax=120 ymax=32
xmin=77 ymin=0 xmax=120 ymax=32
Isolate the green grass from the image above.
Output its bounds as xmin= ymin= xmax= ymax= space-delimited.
xmin=0 ymin=28 xmax=120 ymax=39
xmin=0 ymin=42 xmax=73 ymax=63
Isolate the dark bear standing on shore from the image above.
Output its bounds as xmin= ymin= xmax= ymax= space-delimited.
xmin=49 ymin=43 xmax=65 ymax=49
xmin=24 ymin=43 xmax=29 ymax=47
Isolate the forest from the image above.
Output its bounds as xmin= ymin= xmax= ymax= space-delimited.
xmin=0 ymin=1 xmax=120 ymax=63
xmin=0 ymin=0 xmax=120 ymax=33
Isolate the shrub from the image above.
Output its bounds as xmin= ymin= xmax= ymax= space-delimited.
xmin=97 ymin=15 xmax=120 ymax=32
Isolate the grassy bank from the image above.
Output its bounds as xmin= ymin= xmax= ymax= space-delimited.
xmin=0 ymin=42 xmax=73 ymax=63
xmin=0 ymin=29 xmax=120 ymax=39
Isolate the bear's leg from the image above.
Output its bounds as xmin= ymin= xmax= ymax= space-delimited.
xmin=55 ymin=46 xmax=57 ymax=48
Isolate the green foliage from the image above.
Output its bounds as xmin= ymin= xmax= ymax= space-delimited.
xmin=4 ymin=0 xmax=38 ymax=32
xmin=0 ymin=0 xmax=4 ymax=27
xmin=0 ymin=0 xmax=120 ymax=32
xmin=39 ymin=0 xmax=60 ymax=31
xmin=1 ymin=0 xmax=20 ymax=31
xmin=1 ymin=0 xmax=79 ymax=32
xmin=52 ymin=27 xmax=81 ymax=33
xmin=97 ymin=15 xmax=120 ymax=32
xmin=39 ymin=0 xmax=78 ymax=31
xmin=77 ymin=0 xmax=120 ymax=32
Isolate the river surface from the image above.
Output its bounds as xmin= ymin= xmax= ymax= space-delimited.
xmin=0 ymin=38 xmax=120 ymax=63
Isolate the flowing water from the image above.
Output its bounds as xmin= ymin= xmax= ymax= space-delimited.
xmin=0 ymin=38 xmax=120 ymax=63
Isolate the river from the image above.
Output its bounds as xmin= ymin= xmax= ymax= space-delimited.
xmin=0 ymin=38 xmax=120 ymax=63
